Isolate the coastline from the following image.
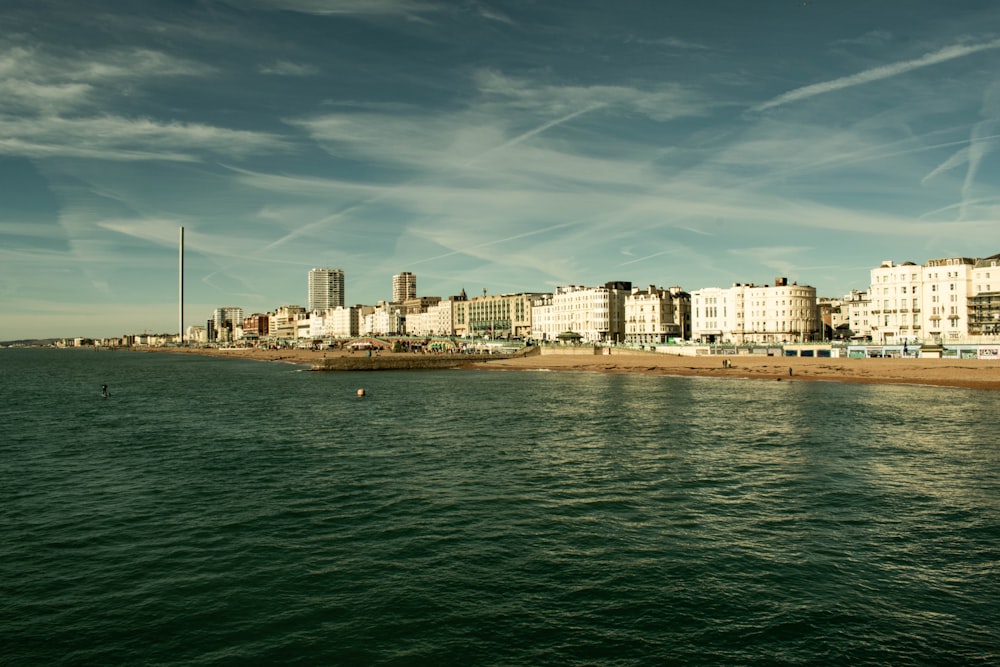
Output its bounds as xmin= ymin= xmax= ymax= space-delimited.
xmin=133 ymin=346 xmax=1000 ymax=391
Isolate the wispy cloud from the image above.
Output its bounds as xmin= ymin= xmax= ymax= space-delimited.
xmin=0 ymin=43 xmax=213 ymax=113
xmin=235 ymin=0 xmax=442 ymax=16
xmin=623 ymin=35 xmax=708 ymax=50
xmin=289 ymin=69 xmax=706 ymax=179
xmin=475 ymin=2 xmax=515 ymax=25
xmin=258 ymin=60 xmax=321 ymax=76
xmin=0 ymin=42 xmax=276 ymax=161
xmin=474 ymin=70 xmax=706 ymax=122
xmin=0 ymin=116 xmax=289 ymax=161
xmin=754 ymin=38 xmax=1000 ymax=111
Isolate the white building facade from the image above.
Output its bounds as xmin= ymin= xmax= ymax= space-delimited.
xmin=308 ymin=268 xmax=345 ymax=311
xmin=306 ymin=306 xmax=360 ymax=339
xmin=530 ymin=283 xmax=630 ymax=343
xmin=361 ymin=302 xmax=403 ymax=336
xmin=392 ymin=272 xmax=417 ymax=303
xmin=623 ymin=285 xmax=690 ymax=344
xmin=868 ymin=257 xmax=980 ymax=343
xmin=212 ymin=306 xmax=244 ymax=342
xmin=269 ymin=305 xmax=306 ymax=339
xmin=405 ymin=299 xmax=455 ymax=336
xmin=692 ymin=278 xmax=818 ymax=343
xmin=970 ymin=254 xmax=1000 ymax=335
xmin=844 ymin=289 xmax=872 ymax=341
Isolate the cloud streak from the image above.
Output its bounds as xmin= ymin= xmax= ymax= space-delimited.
xmin=754 ymin=38 xmax=1000 ymax=111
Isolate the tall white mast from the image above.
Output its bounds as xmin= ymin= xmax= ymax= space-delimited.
xmin=179 ymin=226 xmax=185 ymax=344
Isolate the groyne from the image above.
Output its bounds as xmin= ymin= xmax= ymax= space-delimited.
xmin=311 ymin=353 xmax=513 ymax=371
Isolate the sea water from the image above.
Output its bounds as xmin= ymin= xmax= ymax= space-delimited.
xmin=1 ymin=349 xmax=998 ymax=665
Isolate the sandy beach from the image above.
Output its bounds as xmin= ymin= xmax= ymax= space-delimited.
xmin=143 ymin=346 xmax=1000 ymax=391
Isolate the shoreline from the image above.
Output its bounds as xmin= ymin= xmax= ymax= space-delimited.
xmin=130 ymin=346 xmax=1000 ymax=391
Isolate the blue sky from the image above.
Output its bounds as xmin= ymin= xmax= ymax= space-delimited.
xmin=2 ymin=0 xmax=999 ymax=339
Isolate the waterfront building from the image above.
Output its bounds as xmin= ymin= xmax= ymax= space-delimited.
xmin=185 ymin=324 xmax=207 ymax=344
xmin=269 ymin=305 xmax=306 ymax=339
xmin=308 ymin=268 xmax=345 ymax=311
xmin=861 ymin=254 xmax=1000 ymax=343
xmin=970 ymin=254 xmax=1000 ymax=335
xmin=400 ymin=296 xmax=442 ymax=319
xmin=452 ymin=291 xmax=546 ymax=339
xmin=869 ymin=257 xmax=976 ymax=343
xmin=530 ymin=283 xmax=630 ymax=343
xmin=213 ymin=306 xmax=244 ymax=342
xmin=242 ymin=313 xmax=270 ymax=339
xmin=404 ymin=298 xmax=455 ymax=336
xmin=817 ymin=297 xmax=851 ymax=340
xmin=294 ymin=316 xmax=309 ymax=340
xmin=692 ymin=278 xmax=818 ymax=343
xmin=920 ymin=257 xmax=974 ymax=343
xmin=362 ymin=301 xmax=403 ymax=336
xmin=843 ymin=290 xmax=872 ymax=341
xmin=690 ymin=286 xmax=740 ymax=343
xmin=869 ymin=260 xmax=929 ymax=343
xmin=624 ymin=285 xmax=690 ymax=344
xmin=329 ymin=306 xmax=362 ymax=338
xmin=392 ymin=272 xmax=417 ymax=303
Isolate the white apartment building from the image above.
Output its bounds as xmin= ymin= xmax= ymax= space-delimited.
xmin=843 ymin=289 xmax=872 ymax=340
xmin=361 ymin=301 xmax=403 ymax=336
xmin=296 ymin=317 xmax=312 ymax=340
xmin=692 ymin=278 xmax=818 ymax=343
xmin=308 ymin=268 xmax=345 ymax=311
xmin=922 ymin=257 xmax=974 ymax=342
xmin=329 ymin=306 xmax=361 ymax=338
xmin=185 ymin=324 xmax=207 ymax=344
xmin=869 ymin=257 xmax=977 ymax=343
xmin=690 ymin=286 xmax=739 ymax=343
xmin=530 ymin=294 xmax=555 ymax=341
xmin=269 ymin=305 xmax=306 ymax=339
xmin=971 ymin=254 xmax=1000 ymax=335
xmin=623 ymin=285 xmax=690 ymax=344
xmin=212 ymin=306 xmax=244 ymax=342
xmin=307 ymin=306 xmax=361 ymax=339
xmin=405 ymin=299 xmax=455 ymax=336
xmin=392 ymin=272 xmax=417 ymax=303
xmin=213 ymin=306 xmax=243 ymax=330
xmin=530 ymin=283 xmax=630 ymax=343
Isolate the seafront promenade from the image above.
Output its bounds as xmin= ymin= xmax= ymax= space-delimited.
xmin=140 ymin=345 xmax=1000 ymax=391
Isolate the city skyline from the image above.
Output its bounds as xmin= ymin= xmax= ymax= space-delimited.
xmin=2 ymin=1 xmax=999 ymax=339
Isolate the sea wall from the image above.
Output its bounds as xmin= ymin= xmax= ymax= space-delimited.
xmin=538 ymin=346 xmax=600 ymax=356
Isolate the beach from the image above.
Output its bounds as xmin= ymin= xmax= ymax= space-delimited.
xmin=144 ymin=346 xmax=1000 ymax=391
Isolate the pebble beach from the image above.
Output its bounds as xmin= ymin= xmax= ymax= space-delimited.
xmin=148 ymin=346 xmax=1000 ymax=391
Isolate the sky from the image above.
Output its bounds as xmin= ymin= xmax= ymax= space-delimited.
xmin=2 ymin=0 xmax=999 ymax=340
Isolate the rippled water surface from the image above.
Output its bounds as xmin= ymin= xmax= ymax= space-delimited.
xmin=2 ymin=349 xmax=998 ymax=665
